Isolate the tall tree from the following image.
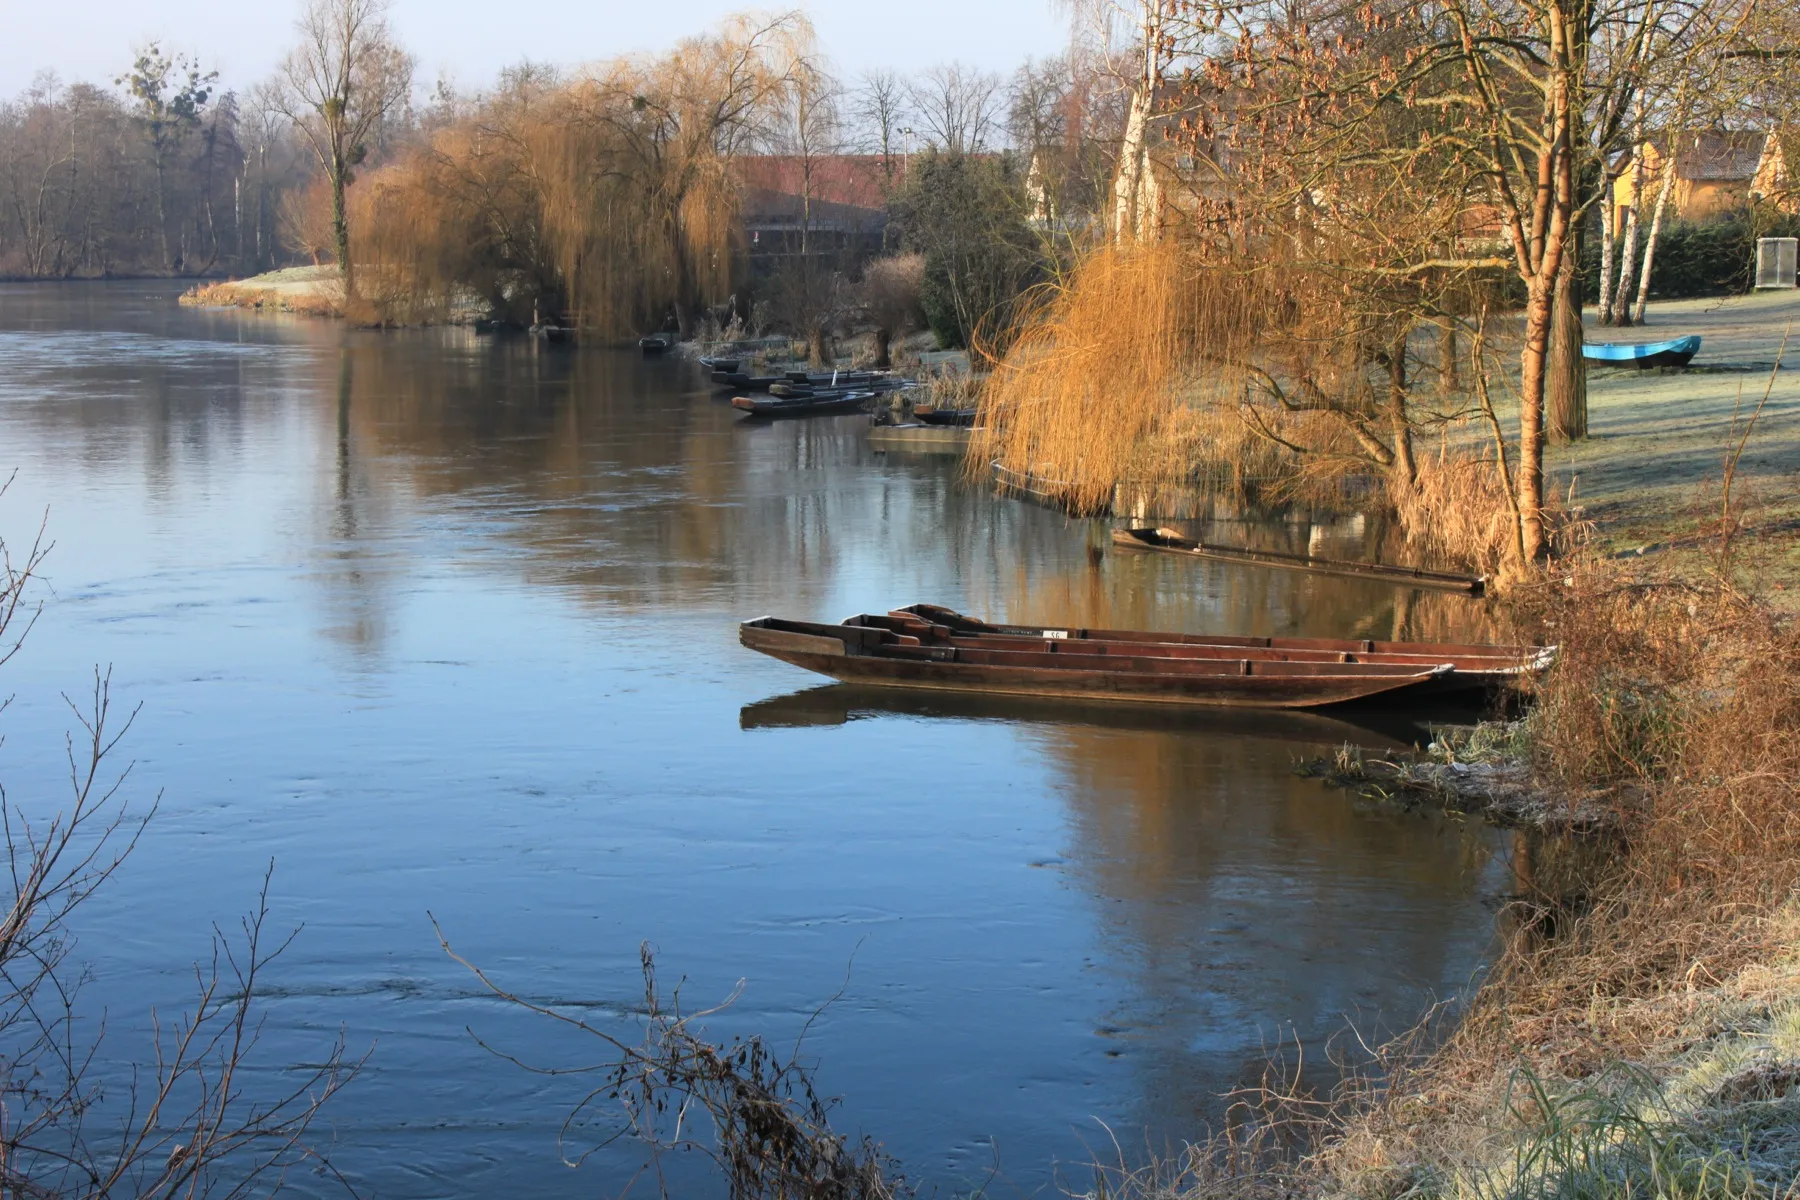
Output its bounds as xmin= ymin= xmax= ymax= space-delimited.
xmin=119 ymin=44 xmax=217 ymax=272
xmin=276 ymin=0 xmax=412 ymax=295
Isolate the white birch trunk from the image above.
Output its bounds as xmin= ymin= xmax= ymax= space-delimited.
xmin=1598 ymin=178 xmax=1618 ymax=324
xmin=1632 ymin=147 xmax=1679 ymax=324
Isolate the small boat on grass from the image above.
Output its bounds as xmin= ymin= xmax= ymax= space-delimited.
xmin=733 ymin=390 xmax=877 ymax=418
xmin=697 ymin=356 xmax=741 ymax=373
xmin=739 ymin=604 xmax=1552 ymax=709
xmin=1113 ymin=526 xmax=1486 ymax=595
xmin=1582 ymin=335 xmax=1701 ymax=369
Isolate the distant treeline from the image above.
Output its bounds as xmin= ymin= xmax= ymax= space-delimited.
xmin=0 ymin=61 xmax=314 ymax=279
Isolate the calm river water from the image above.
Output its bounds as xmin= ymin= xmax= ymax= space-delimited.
xmin=0 ymin=282 xmax=1510 ymax=1197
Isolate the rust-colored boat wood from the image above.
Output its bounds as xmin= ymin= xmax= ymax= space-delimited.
xmin=1113 ymin=526 xmax=1486 ymax=595
xmin=740 ymin=605 xmax=1554 ymax=710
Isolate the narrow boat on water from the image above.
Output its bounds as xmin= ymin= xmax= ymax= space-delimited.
xmin=740 ymin=604 xmax=1552 ymax=709
xmin=913 ymin=406 xmax=978 ymax=426
xmin=1582 ymin=335 xmax=1701 ymax=369
xmin=1113 ymin=526 xmax=1486 ymax=595
xmin=732 ymin=390 xmax=877 ymax=418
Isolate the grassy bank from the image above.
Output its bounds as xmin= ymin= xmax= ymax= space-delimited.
xmin=1550 ymin=291 xmax=1800 ymax=609
xmin=179 ymin=265 xmax=345 ymax=317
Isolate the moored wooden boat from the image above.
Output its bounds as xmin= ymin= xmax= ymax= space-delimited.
xmin=732 ymin=390 xmax=877 ymax=418
xmin=913 ymin=406 xmax=978 ymax=426
xmin=1582 ymin=334 xmax=1701 ymax=369
xmin=638 ymin=334 xmax=672 ymax=354
xmin=740 ymin=605 xmax=1552 ymax=709
xmin=1112 ymin=526 xmax=1486 ymax=595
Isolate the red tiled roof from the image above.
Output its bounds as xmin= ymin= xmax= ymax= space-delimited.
xmin=734 ymin=155 xmax=907 ymax=213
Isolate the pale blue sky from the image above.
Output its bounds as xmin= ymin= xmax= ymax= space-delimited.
xmin=1 ymin=0 xmax=1071 ymax=96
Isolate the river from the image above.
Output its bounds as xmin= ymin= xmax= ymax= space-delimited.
xmin=0 ymin=281 xmax=1510 ymax=1197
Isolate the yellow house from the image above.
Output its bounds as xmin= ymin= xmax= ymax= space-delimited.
xmin=1611 ymin=130 xmax=1793 ymax=224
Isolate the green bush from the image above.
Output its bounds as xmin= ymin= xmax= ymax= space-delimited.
xmin=1584 ymin=209 xmax=1800 ymax=303
xmin=889 ymin=151 xmax=1043 ymax=354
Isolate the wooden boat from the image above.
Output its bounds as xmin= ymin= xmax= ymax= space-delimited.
xmin=732 ymin=390 xmax=877 ymax=418
xmin=697 ymin=356 xmax=740 ymax=373
xmin=866 ymin=422 xmax=971 ymax=453
xmin=1582 ymin=335 xmax=1701 ymax=369
xmin=639 ymin=335 xmax=672 ymax=354
xmin=913 ymin=406 xmax=978 ymax=426
xmin=740 ymin=605 xmax=1553 ymax=709
xmin=1113 ymin=526 xmax=1486 ymax=595
xmin=715 ymin=372 xmax=784 ymax=391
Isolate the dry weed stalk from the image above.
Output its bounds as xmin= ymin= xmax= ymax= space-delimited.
xmin=0 ymin=492 xmax=361 ymax=1197
xmin=436 ymin=933 xmax=905 ymax=1200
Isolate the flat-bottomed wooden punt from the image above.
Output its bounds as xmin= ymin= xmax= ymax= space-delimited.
xmin=741 ymin=605 xmax=1552 ymax=709
xmin=733 ymin=390 xmax=877 ymax=418
xmin=1113 ymin=526 xmax=1486 ymax=595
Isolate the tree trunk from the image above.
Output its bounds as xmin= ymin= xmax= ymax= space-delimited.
xmin=331 ymin=157 xmax=353 ymax=298
xmin=1518 ymin=277 xmax=1553 ymax=562
xmin=1597 ymin=183 xmax=1616 ymax=324
xmin=154 ymin=154 xmax=172 ymax=272
xmin=809 ymin=325 xmax=829 ymax=367
xmin=1387 ymin=333 xmax=1416 ymax=485
xmin=1437 ymin=315 xmax=1460 ymax=396
xmin=874 ymin=327 xmax=892 ymax=370
xmin=1612 ymin=174 xmax=1642 ymax=328
xmin=1632 ymin=148 xmax=1678 ymax=324
xmin=1547 ymin=254 xmax=1587 ymax=443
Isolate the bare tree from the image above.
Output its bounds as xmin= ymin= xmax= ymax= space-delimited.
xmin=904 ymin=63 xmax=1002 ymax=155
xmin=275 ymin=0 xmax=413 ymax=296
xmin=848 ymin=69 xmax=909 ymax=190
xmin=118 ymin=45 xmax=217 ymax=272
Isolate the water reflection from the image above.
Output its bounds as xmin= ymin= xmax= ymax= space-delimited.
xmin=0 ymin=283 xmax=1511 ymax=1197
xmin=740 ymin=683 xmax=1424 ymax=750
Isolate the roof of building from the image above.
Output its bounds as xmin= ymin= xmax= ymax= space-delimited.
xmin=1664 ymin=130 xmax=1770 ymax=182
xmin=734 ymin=155 xmax=906 ymax=218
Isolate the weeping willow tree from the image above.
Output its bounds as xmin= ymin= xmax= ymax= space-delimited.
xmin=359 ymin=12 xmax=813 ymax=333
xmin=978 ymin=46 xmax=1498 ymax=510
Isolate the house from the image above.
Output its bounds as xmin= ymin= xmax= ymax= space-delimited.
xmin=733 ymin=155 xmax=906 ymax=265
xmin=1612 ymin=130 xmax=1795 ymax=225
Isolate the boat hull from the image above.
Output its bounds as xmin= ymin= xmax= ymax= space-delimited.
xmin=741 ymin=617 xmax=1476 ymax=709
xmin=1582 ymin=335 xmax=1701 ymax=369
xmin=733 ymin=392 xmax=874 ymax=418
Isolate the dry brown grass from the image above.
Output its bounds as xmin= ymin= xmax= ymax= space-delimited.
xmin=1296 ymin=555 xmax=1800 ymax=1198
xmin=180 ymin=274 xmax=345 ymax=318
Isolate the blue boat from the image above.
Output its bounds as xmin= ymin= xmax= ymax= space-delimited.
xmin=1582 ymin=334 xmax=1701 ymax=369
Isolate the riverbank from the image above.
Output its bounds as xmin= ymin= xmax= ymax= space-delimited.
xmin=1188 ymin=548 xmax=1800 ymax=1200
xmin=179 ymin=265 xmax=344 ymax=316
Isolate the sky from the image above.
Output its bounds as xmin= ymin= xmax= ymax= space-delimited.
xmin=0 ymin=0 xmax=1072 ymax=96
